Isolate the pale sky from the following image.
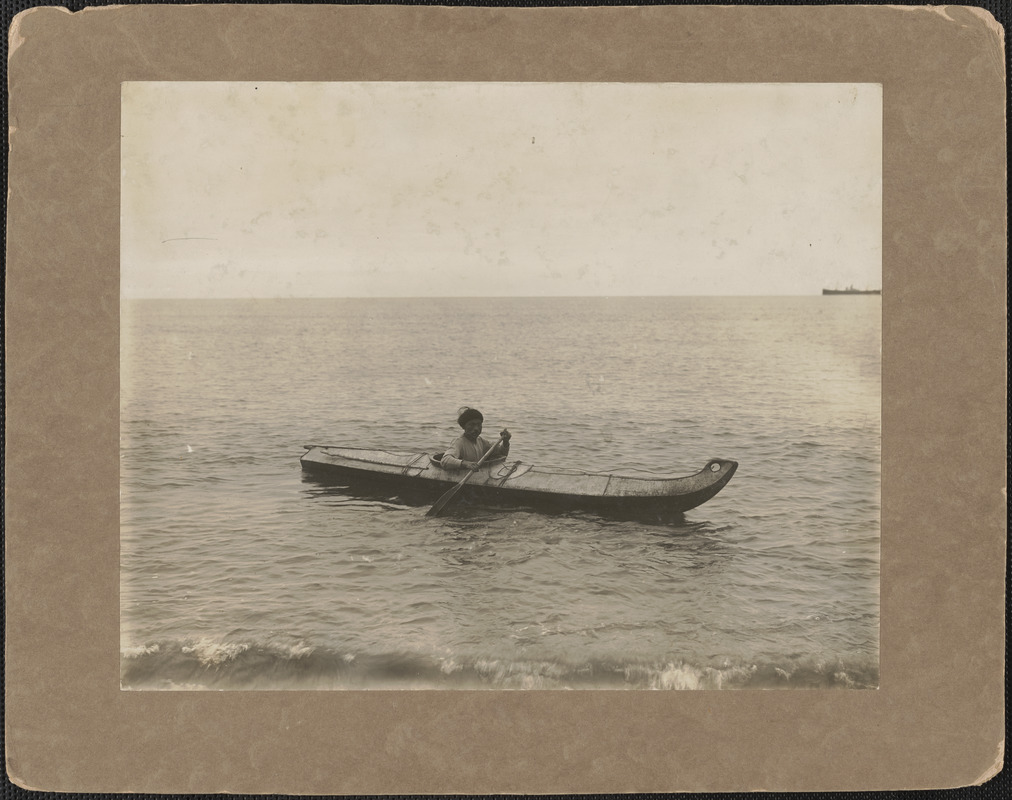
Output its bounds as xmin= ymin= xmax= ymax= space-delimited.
xmin=121 ymin=82 xmax=881 ymax=298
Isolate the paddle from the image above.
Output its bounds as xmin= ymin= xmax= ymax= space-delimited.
xmin=426 ymin=435 xmax=505 ymax=517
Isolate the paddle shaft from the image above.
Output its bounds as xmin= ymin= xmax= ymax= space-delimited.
xmin=425 ymin=435 xmax=505 ymax=517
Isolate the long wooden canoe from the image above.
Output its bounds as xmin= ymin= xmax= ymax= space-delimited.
xmin=300 ymin=445 xmax=737 ymax=517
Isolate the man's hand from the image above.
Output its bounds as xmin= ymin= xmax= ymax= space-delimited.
xmin=463 ymin=461 xmax=478 ymax=470
xmin=500 ymin=428 xmax=512 ymax=442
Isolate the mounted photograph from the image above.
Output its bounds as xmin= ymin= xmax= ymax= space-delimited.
xmin=120 ymin=81 xmax=881 ymax=690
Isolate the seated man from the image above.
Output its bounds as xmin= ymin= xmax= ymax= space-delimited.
xmin=440 ymin=407 xmax=511 ymax=470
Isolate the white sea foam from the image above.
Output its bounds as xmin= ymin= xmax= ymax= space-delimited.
xmin=122 ymin=643 xmax=161 ymax=658
xmin=652 ymin=662 xmax=704 ymax=690
xmin=181 ymin=638 xmax=249 ymax=666
xmin=286 ymin=641 xmax=315 ymax=659
xmin=439 ymin=658 xmax=462 ymax=674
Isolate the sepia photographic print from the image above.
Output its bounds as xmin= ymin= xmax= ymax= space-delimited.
xmin=7 ymin=3 xmax=1005 ymax=793
xmin=120 ymin=81 xmax=882 ymax=691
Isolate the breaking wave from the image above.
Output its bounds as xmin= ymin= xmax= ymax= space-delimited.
xmin=121 ymin=638 xmax=878 ymax=691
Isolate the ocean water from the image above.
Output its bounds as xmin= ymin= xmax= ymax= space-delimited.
xmin=120 ymin=296 xmax=880 ymax=690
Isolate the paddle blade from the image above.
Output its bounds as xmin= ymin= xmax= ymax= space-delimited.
xmin=425 ymin=481 xmax=467 ymax=517
xmin=426 ymin=469 xmax=475 ymax=517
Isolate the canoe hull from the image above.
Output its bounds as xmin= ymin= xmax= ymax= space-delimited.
xmin=300 ymin=446 xmax=737 ymax=517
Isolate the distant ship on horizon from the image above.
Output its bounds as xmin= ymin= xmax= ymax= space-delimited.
xmin=822 ymin=286 xmax=882 ymax=295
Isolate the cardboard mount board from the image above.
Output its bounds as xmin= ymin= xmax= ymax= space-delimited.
xmin=5 ymin=4 xmax=1007 ymax=794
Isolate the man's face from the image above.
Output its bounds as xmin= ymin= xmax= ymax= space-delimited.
xmin=463 ymin=419 xmax=483 ymax=440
